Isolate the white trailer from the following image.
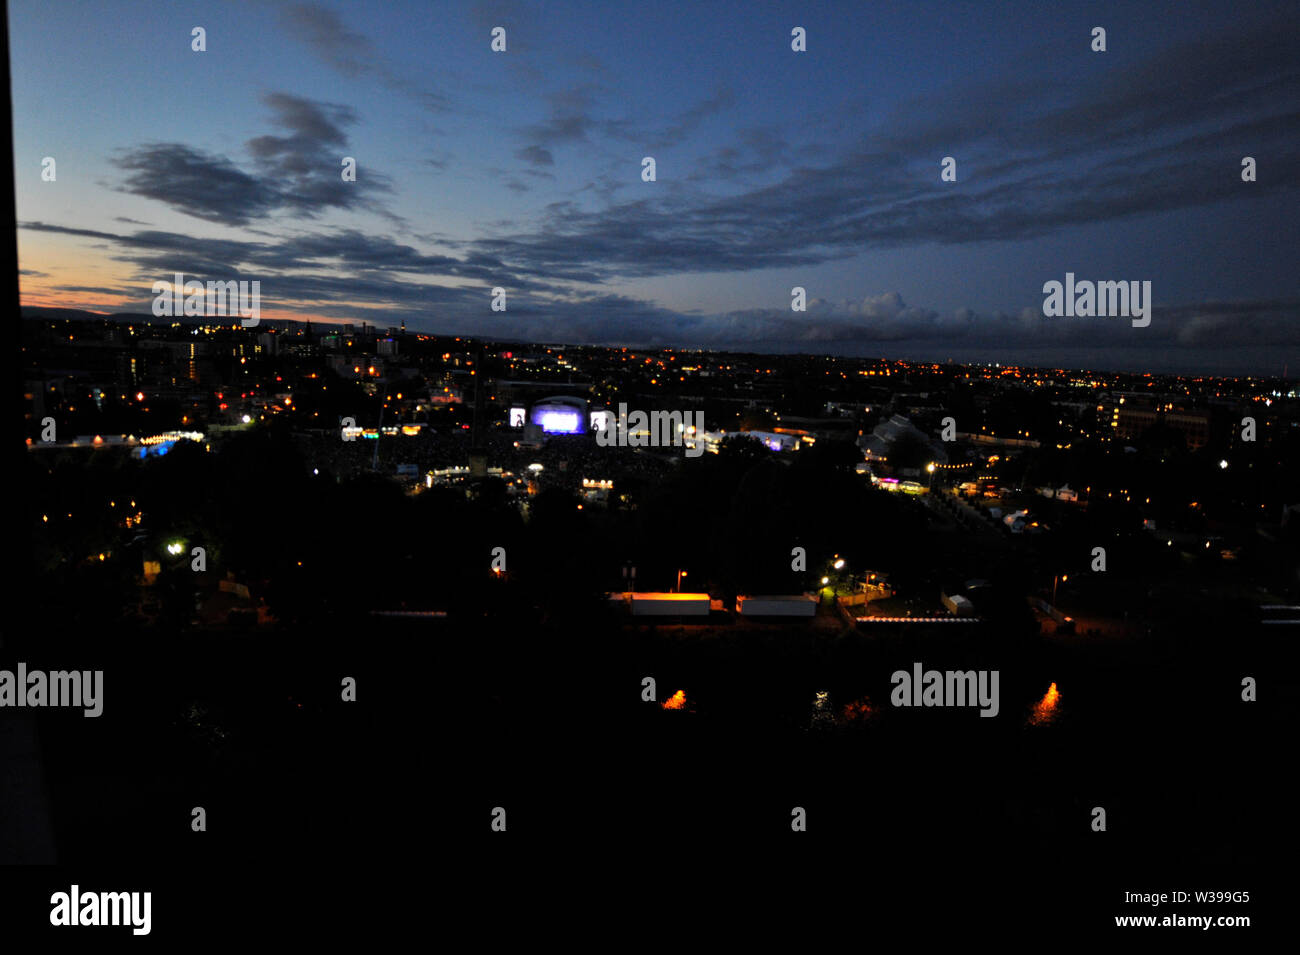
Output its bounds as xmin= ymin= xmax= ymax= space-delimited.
xmin=630 ymin=593 xmax=711 ymax=616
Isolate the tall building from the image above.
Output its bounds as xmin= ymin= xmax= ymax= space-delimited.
xmin=1108 ymin=402 xmax=1211 ymax=449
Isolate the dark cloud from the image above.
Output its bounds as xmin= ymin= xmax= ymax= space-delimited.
xmin=115 ymin=93 xmax=393 ymax=226
xmin=20 ymin=219 xmax=539 ymax=289
xmin=51 ymin=285 xmax=132 ymax=295
xmin=514 ymin=85 xmax=638 ymax=165
xmin=280 ymin=3 xmax=370 ymax=77
xmin=522 ymin=112 xmax=596 ymax=146
xmin=783 ymin=296 xmax=1297 ymax=349
xmin=661 ymin=84 xmax=737 ymax=141
xmin=690 ymin=125 xmax=794 ymax=182
xmin=515 ymin=145 xmax=554 ymax=167
xmin=117 ymin=144 xmax=280 ymax=226
xmin=21 ymin=222 xmax=129 ymax=241
xmin=247 ymin=92 xmax=354 ymax=155
xmin=246 ymin=93 xmax=395 ymax=217
xmin=514 ymin=82 xmax=736 ymax=169
xmin=280 ymin=3 xmax=452 ymax=111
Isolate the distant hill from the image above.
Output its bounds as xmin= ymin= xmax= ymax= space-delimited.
xmin=20 ymin=306 xmax=309 ymax=331
xmin=21 ymin=306 xmax=119 ymax=323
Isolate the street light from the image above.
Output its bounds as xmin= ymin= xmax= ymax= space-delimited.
xmin=927 ymin=461 xmax=936 ymax=490
xmin=676 ymin=569 xmax=687 ymax=592
xmin=1052 ymin=573 xmax=1068 ymax=605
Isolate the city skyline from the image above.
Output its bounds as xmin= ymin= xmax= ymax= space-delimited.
xmin=11 ymin=0 xmax=1299 ymax=376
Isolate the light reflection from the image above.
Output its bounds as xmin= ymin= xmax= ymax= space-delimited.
xmin=662 ymin=689 xmax=687 ymax=710
xmin=1029 ymin=682 xmax=1061 ymax=726
xmin=839 ymin=696 xmax=876 ymax=723
xmin=810 ymin=689 xmax=832 ymax=729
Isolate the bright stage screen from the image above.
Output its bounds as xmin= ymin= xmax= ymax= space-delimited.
xmin=534 ymin=409 xmax=581 ymax=434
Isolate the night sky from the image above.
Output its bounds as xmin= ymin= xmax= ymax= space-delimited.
xmin=11 ymin=0 xmax=1300 ymax=374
